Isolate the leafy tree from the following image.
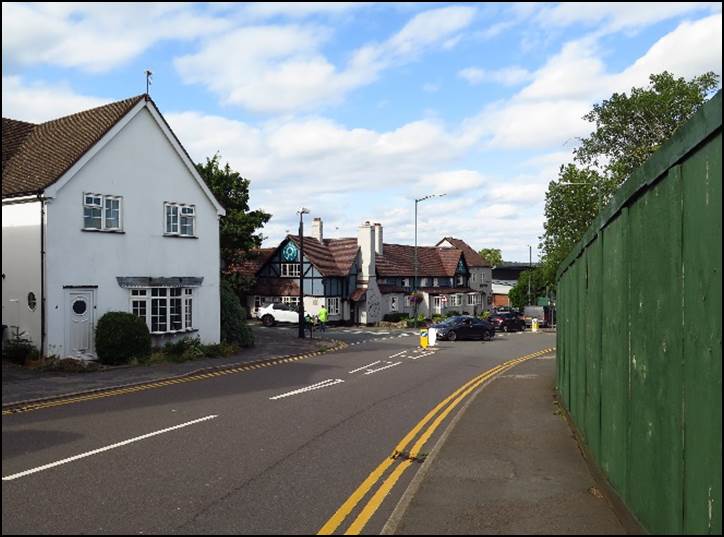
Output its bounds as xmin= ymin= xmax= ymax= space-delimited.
xmin=479 ymin=248 xmax=502 ymax=268
xmin=196 ymin=153 xmax=271 ymax=267
xmin=540 ymin=71 xmax=720 ymax=286
xmin=508 ymin=269 xmax=547 ymax=309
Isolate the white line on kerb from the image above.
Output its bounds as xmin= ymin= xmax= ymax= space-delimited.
xmin=2 ymin=415 xmax=219 ymax=482
xmin=349 ymin=361 xmax=381 ymax=374
xmin=269 ymin=379 xmax=344 ymax=400
xmin=364 ymin=362 xmax=402 ymax=375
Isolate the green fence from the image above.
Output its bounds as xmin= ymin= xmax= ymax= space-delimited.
xmin=556 ymin=91 xmax=721 ymax=535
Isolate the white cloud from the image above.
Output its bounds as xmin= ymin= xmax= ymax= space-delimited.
xmin=417 ymin=170 xmax=488 ymax=195
xmin=459 ymin=66 xmax=532 ymax=86
xmin=1 ymin=3 xmax=231 ymax=72
xmin=1 ymin=76 xmax=108 ymax=123
xmin=174 ymin=5 xmax=477 ymax=113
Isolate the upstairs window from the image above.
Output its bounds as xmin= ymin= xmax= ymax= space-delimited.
xmin=84 ymin=193 xmax=122 ymax=231
xmin=165 ymin=203 xmax=196 ymax=237
xmin=280 ymin=263 xmax=300 ymax=278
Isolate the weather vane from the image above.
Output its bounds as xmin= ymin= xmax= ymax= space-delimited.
xmin=145 ymin=69 xmax=153 ymax=96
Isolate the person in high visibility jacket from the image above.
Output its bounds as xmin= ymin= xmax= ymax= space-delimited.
xmin=318 ymin=305 xmax=328 ymax=332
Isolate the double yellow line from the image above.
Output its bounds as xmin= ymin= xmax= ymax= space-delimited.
xmin=318 ymin=347 xmax=555 ymax=535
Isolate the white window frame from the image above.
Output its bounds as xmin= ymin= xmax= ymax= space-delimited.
xmin=326 ymin=297 xmax=340 ymax=316
xmin=390 ymin=296 xmax=399 ymax=312
xmin=281 ymin=296 xmax=300 ymax=306
xmin=164 ymin=202 xmax=196 ymax=237
xmin=83 ymin=193 xmax=123 ymax=231
xmin=129 ymin=287 xmax=195 ymax=334
xmin=280 ymin=263 xmax=301 ymax=278
xmin=433 ymin=278 xmax=439 ymax=287
xmin=456 ymin=274 xmax=465 ymax=286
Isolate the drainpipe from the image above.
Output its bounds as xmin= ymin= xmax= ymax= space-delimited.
xmin=38 ymin=192 xmax=46 ymax=358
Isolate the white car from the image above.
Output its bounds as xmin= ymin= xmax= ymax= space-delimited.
xmin=258 ymin=302 xmax=299 ymax=326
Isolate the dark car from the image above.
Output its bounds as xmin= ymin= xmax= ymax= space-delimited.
xmin=432 ymin=316 xmax=495 ymax=342
xmin=489 ymin=312 xmax=526 ymax=332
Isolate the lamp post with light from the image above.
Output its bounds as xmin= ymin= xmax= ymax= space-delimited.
xmin=297 ymin=208 xmax=310 ymax=338
xmin=413 ymin=193 xmax=446 ymax=328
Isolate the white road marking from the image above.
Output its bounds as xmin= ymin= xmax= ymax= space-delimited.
xmin=349 ymin=361 xmax=382 ymax=374
xmin=2 ymin=415 xmax=219 ymax=482
xmin=410 ymin=351 xmax=437 ymax=360
xmin=387 ymin=350 xmax=408 ymax=359
xmin=364 ymin=362 xmax=402 ymax=375
xmin=269 ymin=379 xmax=344 ymax=400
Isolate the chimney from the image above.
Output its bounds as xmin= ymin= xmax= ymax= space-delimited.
xmin=311 ymin=217 xmax=323 ymax=242
xmin=373 ymin=223 xmax=383 ymax=256
xmin=357 ymin=221 xmax=376 ymax=286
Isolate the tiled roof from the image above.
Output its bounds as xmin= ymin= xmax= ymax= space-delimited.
xmin=436 ymin=237 xmax=490 ymax=267
xmin=2 ymin=95 xmax=146 ymax=198
xmin=350 ymin=288 xmax=367 ymax=302
xmin=254 ymin=278 xmax=300 ymax=296
xmin=286 ymin=235 xmax=359 ymax=277
xmin=226 ymin=248 xmax=276 ymax=276
xmin=376 ymin=244 xmax=464 ymax=277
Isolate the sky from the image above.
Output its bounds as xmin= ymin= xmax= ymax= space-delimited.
xmin=2 ymin=2 xmax=721 ymax=261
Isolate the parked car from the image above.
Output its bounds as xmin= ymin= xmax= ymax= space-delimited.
xmin=258 ymin=302 xmax=299 ymax=327
xmin=489 ymin=312 xmax=526 ymax=332
xmin=432 ymin=316 xmax=495 ymax=342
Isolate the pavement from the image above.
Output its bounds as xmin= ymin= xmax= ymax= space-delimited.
xmin=384 ymin=353 xmax=632 ymax=535
xmin=2 ymin=324 xmax=633 ymax=534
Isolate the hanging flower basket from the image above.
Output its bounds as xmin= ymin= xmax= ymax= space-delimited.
xmin=408 ymin=292 xmax=424 ymax=305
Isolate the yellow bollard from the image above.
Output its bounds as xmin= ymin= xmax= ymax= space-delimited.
xmin=420 ymin=329 xmax=429 ymax=349
xmin=532 ymin=318 xmax=539 ymax=333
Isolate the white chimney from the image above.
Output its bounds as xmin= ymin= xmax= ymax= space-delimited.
xmin=373 ymin=222 xmax=383 ymax=256
xmin=357 ymin=221 xmax=376 ymax=286
xmin=311 ymin=217 xmax=323 ymax=242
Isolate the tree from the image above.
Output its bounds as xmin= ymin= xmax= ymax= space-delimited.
xmin=508 ymin=269 xmax=547 ymax=309
xmin=196 ymin=153 xmax=271 ymax=267
xmin=539 ymin=71 xmax=720 ymax=285
xmin=478 ymin=248 xmax=502 ymax=268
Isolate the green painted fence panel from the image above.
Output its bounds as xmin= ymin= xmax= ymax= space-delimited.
xmin=681 ymin=133 xmax=722 ymax=535
xmin=627 ymin=167 xmax=684 ymax=534
xmin=599 ymin=212 xmax=630 ymax=496
xmin=556 ymin=91 xmax=721 ymax=534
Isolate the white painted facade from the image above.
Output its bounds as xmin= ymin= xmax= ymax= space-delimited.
xmin=2 ymin=103 xmax=224 ymax=358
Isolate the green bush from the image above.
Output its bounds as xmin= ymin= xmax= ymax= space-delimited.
xmin=2 ymin=330 xmax=39 ymax=365
xmin=163 ymin=336 xmax=204 ymax=363
xmin=445 ymin=310 xmax=461 ymax=317
xmin=382 ymin=312 xmax=408 ymax=322
xmin=96 ymin=312 xmax=151 ymax=365
xmin=431 ymin=314 xmax=444 ymax=323
xmin=221 ymin=279 xmax=254 ymax=347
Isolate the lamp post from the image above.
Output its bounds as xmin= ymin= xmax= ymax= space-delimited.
xmin=413 ymin=193 xmax=446 ymax=328
xmin=297 ymin=208 xmax=310 ymax=338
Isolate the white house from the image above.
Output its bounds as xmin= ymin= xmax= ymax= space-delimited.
xmin=2 ymin=94 xmax=225 ymax=358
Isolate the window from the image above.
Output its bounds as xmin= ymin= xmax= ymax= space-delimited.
xmin=390 ymin=296 xmax=398 ymax=311
xmin=84 ymin=193 xmax=122 ymax=231
xmin=165 ymin=203 xmax=195 ymax=237
xmin=282 ymin=296 xmax=300 ymax=306
xmin=402 ymin=278 xmax=410 ymax=288
xmin=433 ymin=278 xmax=439 ymax=287
xmin=450 ymin=294 xmax=462 ymax=307
xmin=456 ymin=275 xmax=465 ymax=286
xmin=281 ymin=263 xmax=300 ymax=278
xmin=130 ymin=287 xmax=194 ymax=334
xmin=326 ymin=297 xmax=340 ymax=316
xmin=27 ymin=292 xmax=37 ymax=311
xmin=467 ymin=293 xmax=479 ymax=306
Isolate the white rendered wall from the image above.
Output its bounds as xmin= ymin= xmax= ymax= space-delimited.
xmin=44 ymin=108 xmax=221 ymax=356
xmin=1 ymin=202 xmax=42 ymax=348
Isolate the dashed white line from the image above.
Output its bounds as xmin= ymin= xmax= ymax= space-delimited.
xmin=364 ymin=362 xmax=402 ymax=375
xmin=349 ymin=361 xmax=382 ymax=374
xmin=269 ymin=379 xmax=344 ymax=400
xmin=2 ymin=415 xmax=219 ymax=482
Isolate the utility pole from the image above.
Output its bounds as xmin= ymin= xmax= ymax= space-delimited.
xmin=528 ymin=245 xmax=532 ymax=306
xmin=413 ymin=194 xmax=446 ymax=328
xmin=298 ymin=208 xmax=309 ymax=338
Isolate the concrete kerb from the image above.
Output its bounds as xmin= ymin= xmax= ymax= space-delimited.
xmin=2 ymin=339 xmax=349 ymax=414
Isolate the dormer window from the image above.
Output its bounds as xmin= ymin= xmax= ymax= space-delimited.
xmin=165 ymin=203 xmax=196 ymax=237
xmin=83 ymin=193 xmax=122 ymax=231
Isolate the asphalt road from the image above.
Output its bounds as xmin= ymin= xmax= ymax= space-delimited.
xmin=2 ymin=330 xmax=555 ymax=534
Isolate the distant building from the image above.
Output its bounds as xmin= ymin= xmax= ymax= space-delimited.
xmin=231 ymin=219 xmax=492 ymax=324
xmin=491 ymin=261 xmax=539 ymax=308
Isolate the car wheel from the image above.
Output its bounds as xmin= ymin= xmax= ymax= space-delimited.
xmin=448 ymin=330 xmax=457 ymax=342
xmin=262 ymin=314 xmax=275 ymax=327
xmin=483 ymin=330 xmax=493 ymax=341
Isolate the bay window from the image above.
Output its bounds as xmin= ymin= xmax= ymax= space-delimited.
xmin=130 ymin=287 xmax=195 ymax=334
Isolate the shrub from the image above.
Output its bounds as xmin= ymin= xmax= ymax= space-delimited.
xmin=164 ymin=336 xmax=204 ymax=363
xmin=2 ymin=330 xmax=39 ymax=365
xmin=96 ymin=312 xmax=151 ymax=365
xmin=445 ymin=310 xmax=461 ymax=317
xmin=382 ymin=312 xmax=408 ymax=323
xmin=221 ymin=279 xmax=254 ymax=347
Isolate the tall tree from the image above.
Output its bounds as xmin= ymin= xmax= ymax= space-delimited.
xmin=478 ymin=248 xmax=502 ymax=268
xmin=196 ymin=153 xmax=271 ymax=267
xmin=540 ymin=71 xmax=720 ymax=283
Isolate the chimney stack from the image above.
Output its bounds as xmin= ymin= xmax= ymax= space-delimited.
xmin=357 ymin=221 xmax=376 ymax=286
xmin=373 ymin=223 xmax=383 ymax=256
xmin=311 ymin=217 xmax=323 ymax=242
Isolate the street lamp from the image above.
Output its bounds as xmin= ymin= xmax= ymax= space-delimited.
xmin=297 ymin=208 xmax=310 ymax=338
xmin=413 ymin=193 xmax=446 ymax=328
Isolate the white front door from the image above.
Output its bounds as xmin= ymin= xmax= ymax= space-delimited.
xmin=67 ymin=289 xmax=95 ymax=356
xmin=433 ymin=296 xmax=444 ymax=315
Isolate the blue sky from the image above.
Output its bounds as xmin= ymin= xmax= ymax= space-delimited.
xmin=3 ymin=2 xmax=721 ymax=261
